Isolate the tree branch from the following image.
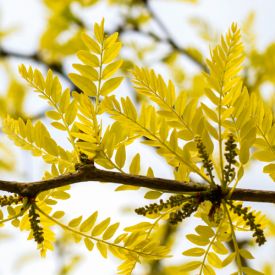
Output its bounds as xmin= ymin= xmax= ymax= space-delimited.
xmin=144 ymin=1 xmax=209 ymax=72
xmin=0 ymin=47 xmax=81 ymax=93
xmin=0 ymin=164 xmax=274 ymax=203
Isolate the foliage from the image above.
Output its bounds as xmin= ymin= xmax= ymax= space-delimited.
xmin=0 ymin=1 xmax=275 ymax=275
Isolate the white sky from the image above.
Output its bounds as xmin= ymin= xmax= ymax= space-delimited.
xmin=0 ymin=0 xmax=275 ymax=274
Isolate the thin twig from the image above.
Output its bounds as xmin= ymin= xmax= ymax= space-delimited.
xmin=144 ymin=1 xmax=209 ymax=72
xmin=0 ymin=47 xmax=81 ymax=93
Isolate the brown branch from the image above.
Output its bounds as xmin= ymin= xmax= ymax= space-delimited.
xmin=0 ymin=164 xmax=275 ymax=203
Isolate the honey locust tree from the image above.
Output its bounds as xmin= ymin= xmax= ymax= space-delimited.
xmin=1 ymin=18 xmax=275 ymax=275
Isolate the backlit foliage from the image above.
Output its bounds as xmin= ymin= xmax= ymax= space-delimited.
xmin=0 ymin=13 xmax=275 ymax=275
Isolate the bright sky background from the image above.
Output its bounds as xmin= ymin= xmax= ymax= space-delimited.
xmin=0 ymin=0 xmax=275 ymax=274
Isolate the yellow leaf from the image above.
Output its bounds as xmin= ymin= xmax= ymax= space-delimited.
xmin=263 ymin=163 xmax=275 ymax=173
xmin=51 ymin=191 xmax=70 ymax=200
xmin=180 ymin=261 xmax=201 ymax=272
xmin=124 ymin=222 xmax=152 ymax=232
xmin=201 ymin=103 xmax=218 ymax=123
xmin=115 ymin=185 xmax=139 ymax=191
xmin=146 ymin=167 xmax=154 ymax=177
xmin=182 ymin=247 xmax=205 ymax=257
xmin=77 ymin=50 xmax=99 ymax=67
xmin=239 ymin=249 xmax=254 ymax=259
xmin=46 ymin=110 xmax=62 ymax=120
xmin=84 ymin=238 xmax=94 ymax=251
xmin=186 ymin=234 xmax=210 ymax=246
xmin=97 ymin=242 xmax=108 ymax=258
xmin=212 ymin=241 xmax=228 ymax=255
xmin=80 ymin=211 xmax=98 ymax=232
xmin=222 ymin=252 xmax=235 ymax=267
xmin=65 ymin=101 xmax=78 ymax=125
xmin=73 ymin=64 xmax=99 ymax=81
xmin=51 ymin=121 xmax=66 ymax=131
xmin=195 ymin=225 xmax=214 ymax=238
xmin=102 ymin=42 xmax=121 ymax=64
xmin=242 ymin=267 xmax=264 ymax=275
xmin=253 ymin=150 xmax=275 ymax=162
xmin=68 ymin=216 xmax=82 ymax=228
xmin=59 ymin=88 xmax=70 ymax=113
xmin=68 ymin=73 xmax=97 ymax=97
xmin=52 ymin=211 xmax=65 ymax=219
xmin=92 ymin=218 xmax=111 ymax=236
xmin=207 ymin=252 xmax=222 ymax=268
xmin=102 ymin=60 xmax=123 ymax=80
xmin=115 ymin=145 xmax=126 ymax=168
xmin=129 ymin=153 xmax=140 ymax=175
xmin=144 ymin=191 xmax=162 ymax=200
xmin=100 ymin=77 xmax=123 ymax=96
xmin=104 ymin=32 xmax=118 ymax=49
xmin=43 ymin=137 xmax=59 ymax=155
xmin=94 ymin=20 xmax=104 ymax=44
xmin=82 ymin=32 xmax=101 ymax=53
xmin=203 ymin=264 xmax=216 ymax=275
xmin=103 ymin=223 xmax=120 ymax=240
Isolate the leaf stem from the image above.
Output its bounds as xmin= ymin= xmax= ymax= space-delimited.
xmin=35 ymin=204 xmax=162 ymax=258
xmin=224 ymin=202 xmax=243 ymax=275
